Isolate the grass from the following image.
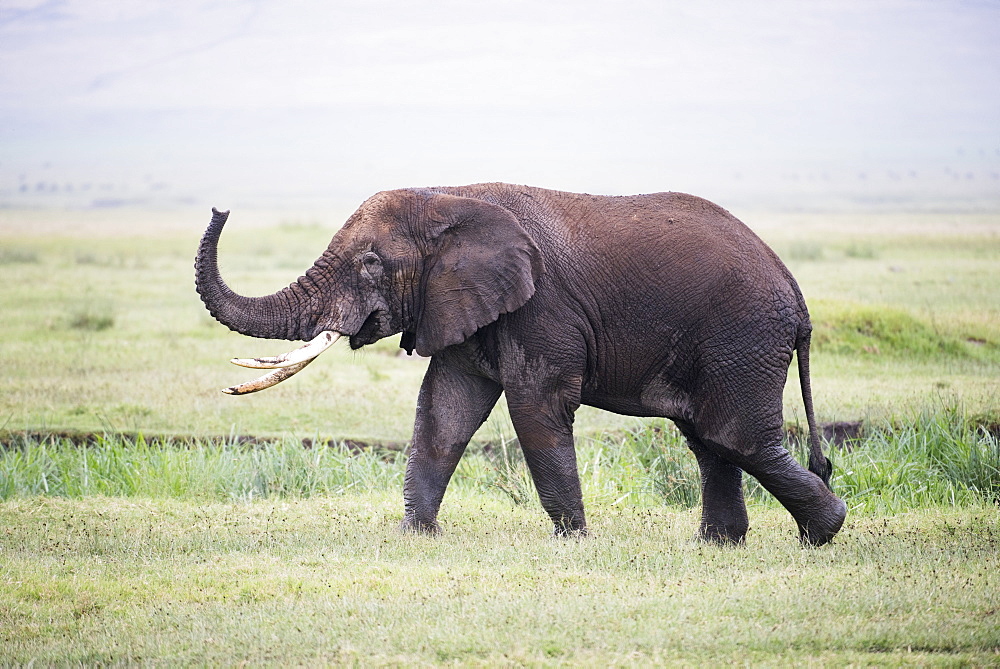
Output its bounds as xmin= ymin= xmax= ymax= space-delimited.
xmin=67 ymin=302 xmax=116 ymax=332
xmin=811 ymin=301 xmax=974 ymax=358
xmin=0 ymin=247 xmax=39 ymax=264
xmin=1 ymin=496 xmax=997 ymax=665
xmin=2 ymin=408 xmax=997 ymax=510
xmin=0 ymin=434 xmax=406 ymax=502
xmin=831 ymin=407 xmax=1000 ymax=512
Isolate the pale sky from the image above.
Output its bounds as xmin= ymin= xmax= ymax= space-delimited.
xmin=2 ymin=0 xmax=998 ymax=212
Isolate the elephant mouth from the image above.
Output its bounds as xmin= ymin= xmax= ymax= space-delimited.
xmin=349 ymin=309 xmax=391 ymax=349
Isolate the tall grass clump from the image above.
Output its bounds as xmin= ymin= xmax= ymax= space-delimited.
xmin=786 ymin=240 xmax=824 ymax=261
xmin=0 ymin=434 xmax=405 ymax=501
xmin=2 ymin=408 xmax=997 ymax=512
xmin=66 ymin=304 xmax=116 ymax=331
xmin=843 ymin=241 xmax=879 ymax=259
xmin=0 ymin=248 xmax=40 ymax=264
xmin=576 ymin=409 xmax=999 ymax=514
xmin=478 ymin=435 xmax=537 ymax=507
xmin=578 ymin=425 xmax=701 ymax=507
xmin=833 ymin=409 xmax=1000 ymax=512
xmin=462 ymin=424 xmax=703 ymax=509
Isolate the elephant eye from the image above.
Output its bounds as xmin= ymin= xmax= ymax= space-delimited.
xmin=362 ymin=251 xmax=382 ymax=269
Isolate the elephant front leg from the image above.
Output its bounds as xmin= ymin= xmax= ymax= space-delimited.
xmin=402 ymin=358 xmax=502 ymax=534
xmin=506 ymin=388 xmax=587 ymax=536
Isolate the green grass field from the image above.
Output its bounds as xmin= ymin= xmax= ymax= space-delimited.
xmin=2 ymin=496 xmax=997 ymax=665
xmin=1 ymin=206 xmax=999 ymax=664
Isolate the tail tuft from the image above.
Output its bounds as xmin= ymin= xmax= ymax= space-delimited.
xmin=797 ymin=325 xmax=835 ymax=491
xmin=808 ymin=454 xmax=833 ymax=487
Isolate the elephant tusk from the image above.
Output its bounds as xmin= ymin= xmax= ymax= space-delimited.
xmin=230 ymin=331 xmax=342 ymax=369
xmin=221 ymin=330 xmax=342 ymax=395
xmin=221 ymin=358 xmax=314 ymax=395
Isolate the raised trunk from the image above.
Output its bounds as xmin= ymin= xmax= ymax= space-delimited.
xmin=194 ymin=208 xmax=307 ymax=341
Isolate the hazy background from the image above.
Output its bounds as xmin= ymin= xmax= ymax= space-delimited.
xmin=2 ymin=0 xmax=998 ymax=216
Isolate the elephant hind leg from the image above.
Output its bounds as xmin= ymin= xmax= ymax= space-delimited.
xmin=691 ymin=393 xmax=846 ymax=546
xmin=705 ymin=435 xmax=846 ymax=546
xmin=676 ymin=421 xmax=749 ymax=545
xmin=742 ymin=445 xmax=847 ymax=546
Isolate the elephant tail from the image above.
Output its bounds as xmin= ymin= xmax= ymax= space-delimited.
xmin=796 ymin=325 xmax=833 ymax=488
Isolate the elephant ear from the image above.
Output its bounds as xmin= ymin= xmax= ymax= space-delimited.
xmin=415 ymin=194 xmax=544 ymax=356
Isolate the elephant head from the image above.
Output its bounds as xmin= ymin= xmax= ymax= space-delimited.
xmin=195 ymin=189 xmax=544 ymax=393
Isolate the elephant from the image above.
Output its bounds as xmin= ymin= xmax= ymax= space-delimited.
xmin=195 ymin=182 xmax=847 ymax=546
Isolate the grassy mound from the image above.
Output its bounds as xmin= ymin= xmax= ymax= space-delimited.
xmin=810 ymin=301 xmax=996 ymax=359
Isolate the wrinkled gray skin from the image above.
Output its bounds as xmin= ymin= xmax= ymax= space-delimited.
xmin=196 ymin=183 xmax=847 ymax=545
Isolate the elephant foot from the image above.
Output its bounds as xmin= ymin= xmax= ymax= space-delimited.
xmin=552 ymin=524 xmax=589 ymax=539
xmin=698 ymin=523 xmax=748 ymax=546
xmin=697 ymin=507 xmax=750 ymax=546
xmin=399 ymin=515 xmax=441 ymax=536
xmin=549 ymin=512 xmax=588 ymax=538
xmin=797 ymin=496 xmax=848 ymax=547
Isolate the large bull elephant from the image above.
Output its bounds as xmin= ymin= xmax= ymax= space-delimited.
xmin=195 ymin=183 xmax=847 ymax=545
